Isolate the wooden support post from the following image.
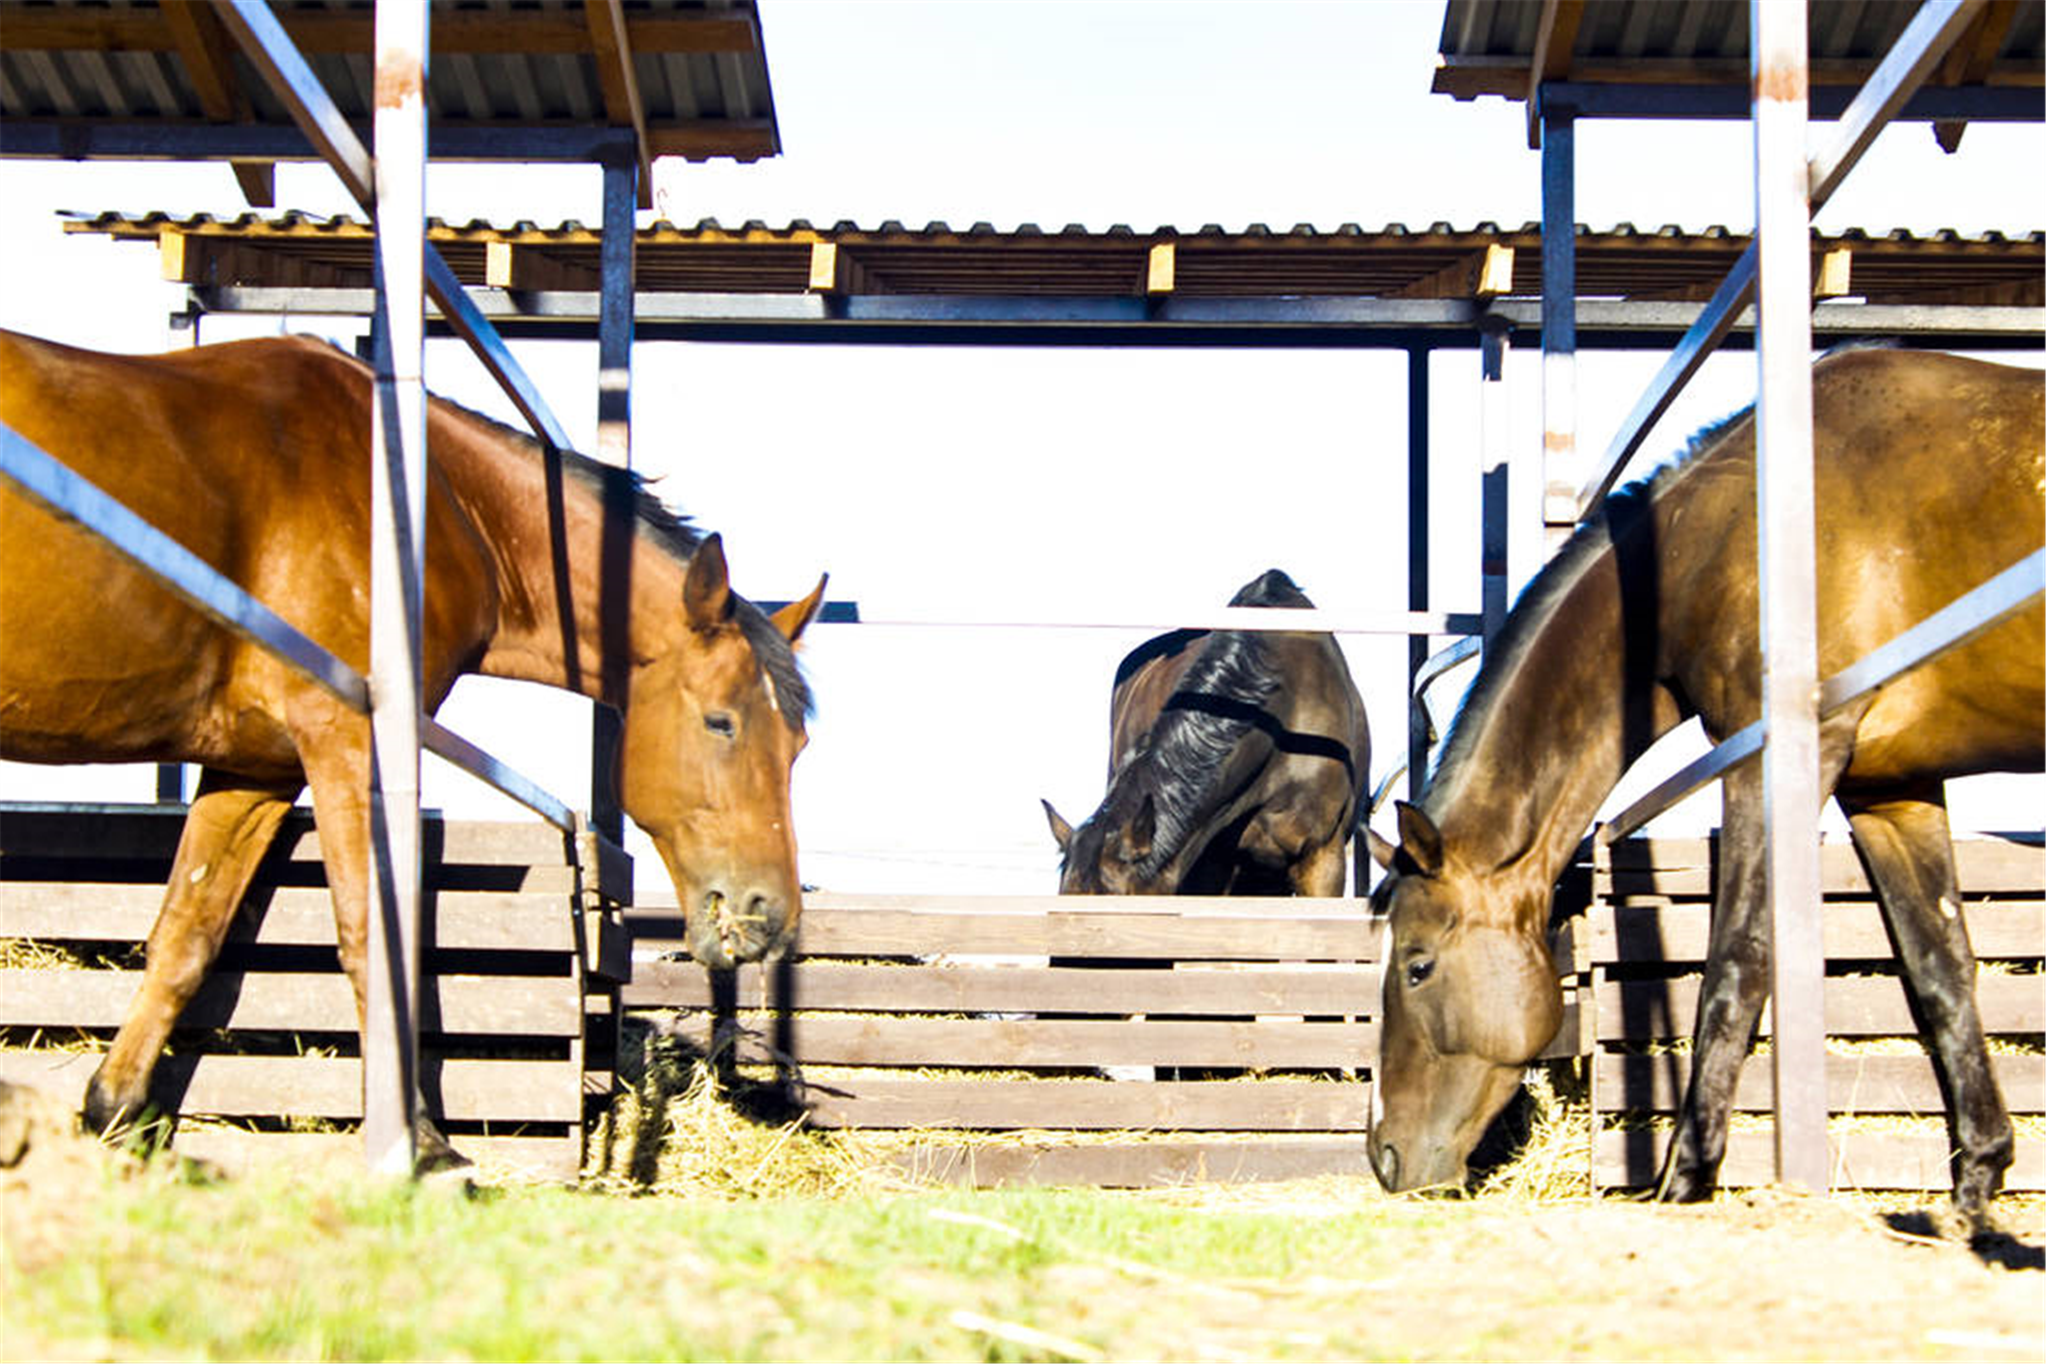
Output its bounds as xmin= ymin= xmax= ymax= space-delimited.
xmin=590 ymin=152 xmax=637 ymax=846
xmin=1540 ymin=104 xmax=1578 ymax=552
xmin=1751 ymin=0 xmax=1830 ymax=1196
xmin=165 ymin=0 xmax=273 ymax=206
xmin=362 ymin=0 xmax=429 ymax=1178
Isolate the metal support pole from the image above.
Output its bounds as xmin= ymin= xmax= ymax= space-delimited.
xmin=1479 ymin=316 xmax=1511 ymax=638
xmin=157 ymin=308 xmax=201 ymax=806
xmin=1406 ymin=346 xmax=1431 ymax=801
xmin=362 ymin=0 xmax=429 ymax=1177
xmin=1540 ymin=104 xmax=1578 ymax=551
xmin=590 ymin=151 xmax=638 ymax=845
xmin=1752 ymin=0 xmax=1830 ymax=1195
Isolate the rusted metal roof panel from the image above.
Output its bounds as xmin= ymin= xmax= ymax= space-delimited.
xmin=0 ymin=0 xmax=779 ymax=162
xmin=65 ymin=211 xmax=2046 ymax=308
xmin=1435 ymin=0 xmax=2044 ymax=101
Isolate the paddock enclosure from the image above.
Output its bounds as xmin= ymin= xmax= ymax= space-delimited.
xmin=3 ymin=0 xmax=2042 ymax=1193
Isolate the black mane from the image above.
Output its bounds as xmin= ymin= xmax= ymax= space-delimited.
xmin=1094 ymin=569 xmax=1312 ymax=879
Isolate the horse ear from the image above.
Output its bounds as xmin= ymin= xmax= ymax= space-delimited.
xmin=1127 ymin=793 xmax=1157 ymax=858
xmin=1364 ymin=826 xmax=1399 ymax=872
xmin=683 ymin=533 xmax=734 ymax=631
xmin=1394 ymin=801 xmax=1445 ymax=877
xmin=1042 ymin=799 xmax=1073 ymax=855
xmin=771 ymin=572 xmax=830 ymax=644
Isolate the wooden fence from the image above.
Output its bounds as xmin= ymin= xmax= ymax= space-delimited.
xmin=0 ymin=802 xmax=628 ymax=1180
xmin=1578 ymin=834 xmax=2045 ymax=1193
xmin=622 ymin=893 xmax=1583 ymax=1187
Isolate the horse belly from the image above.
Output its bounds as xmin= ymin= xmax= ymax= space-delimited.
xmin=1845 ymin=610 xmax=2046 ymax=785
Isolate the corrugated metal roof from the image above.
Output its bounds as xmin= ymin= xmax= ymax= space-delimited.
xmin=1435 ymin=0 xmax=2045 ymax=101
xmin=65 ymin=211 xmax=2046 ymax=307
xmin=0 ymin=0 xmax=778 ymax=162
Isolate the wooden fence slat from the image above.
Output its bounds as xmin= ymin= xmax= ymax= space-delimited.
xmin=791 ymin=1077 xmax=1372 ymax=1131
xmin=0 ymin=1049 xmax=585 ymax=1121
xmin=1593 ymin=1051 xmax=2046 ymax=1115
xmin=1596 ymin=835 xmax=2043 ymax=898
xmin=662 ymin=1013 xmax=1376 ymax=1069
xmin=891 ymin=1137 xmax=1373 ymax=1187
xmin=1593 ymin=1128 xmax=2046 ymax=1193
xmin=627 ymin=909 xmax=1378 ymax=961
xmin=0 ymin=969 xmax=584 ymax=1035
xmin=624 ymin=960 xmax=1380 ymax=1015
xmin=1585 ymin=900 xmax=2045 ymax=964
xmin=0 ymin=804 xmax=576 ymax=867
xmin=166 ymin=1128 xmax=581 ymax=1181
xmin=0 ymin=882 xmax=581 ymax=951
xmin=1594 ymin=972 xmax=2042 ymax=1040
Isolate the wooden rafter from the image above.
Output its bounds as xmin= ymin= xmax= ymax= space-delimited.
xmin=1525 ymin=0 xmax=1586 ymax=148
xmin=164 ymin=0 xmax=273 ymax=207
xmin=1932 ymin=0 xmax=2022 ymax=151
xmin=0 ymin=9 xmax=759 ymax=56
xmin=584 ymin=0 xmax=654 ymax=209
xmin=1393 ymin=244 xmax=1516 ymax=300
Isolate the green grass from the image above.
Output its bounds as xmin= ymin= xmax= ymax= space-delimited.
xmin=6 ymin=1163 xmax=1464 ymax=1363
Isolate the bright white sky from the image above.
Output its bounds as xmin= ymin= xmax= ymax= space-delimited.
xmin=2 ymin=1 xmax=2039 ymax=895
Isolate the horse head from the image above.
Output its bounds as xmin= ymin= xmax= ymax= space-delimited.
xmin=617 ymin=534 xmax=826 ymax=968
xmin=1042 ymin=792 xmax=1166 ymax=895
xmin=1366 ymin=802 xmax=1562 ymax=1193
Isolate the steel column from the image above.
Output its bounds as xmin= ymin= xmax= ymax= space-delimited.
xmin=1479 ymin=316 xmax=1511 ymax=638
xmin=1539 ymin=104 xmax=1577 ymax=550
xmin=1406 ymin=347 xmax=1431 ymax=801
xmin=590 ymin=151 xmax=637 ymax=845
xmin=361 ymin=0 xmax=430 ymax=1177
xmin=157 ymin=307 xmax=202 ymax=807
xmin=1751 ymin=0 xmax=1829 ymax=1194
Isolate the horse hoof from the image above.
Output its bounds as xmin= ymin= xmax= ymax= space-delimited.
xmin=414 ymin=1117 xmax=473 ymax=1178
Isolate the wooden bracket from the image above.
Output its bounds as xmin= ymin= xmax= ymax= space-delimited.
xmin=1395 ymin=244 xmax=1515 ymax=300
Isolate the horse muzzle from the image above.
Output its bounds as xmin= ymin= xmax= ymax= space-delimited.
xmin=684 ymin=884 xmax=795 ymax=968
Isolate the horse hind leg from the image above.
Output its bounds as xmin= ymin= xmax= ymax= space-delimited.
xmin=84 ymin=770 xmax=298 ymax=1137
xmin=1840 ymin=782 xmax=2013 ymax=1234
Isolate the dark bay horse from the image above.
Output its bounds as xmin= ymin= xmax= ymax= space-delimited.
xmin=1367 ymin=348 xmax=2042 ymax=1229
xmin=1044 ymin=569 xmax=1370 ymax=896
xmin=0 ymin=329 xmax=825 ymax=1160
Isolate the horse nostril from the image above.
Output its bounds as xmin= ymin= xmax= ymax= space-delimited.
xmin=1371 ymin=1142 xmax=1401 ymax=1190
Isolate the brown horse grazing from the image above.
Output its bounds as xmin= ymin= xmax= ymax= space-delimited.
xmin=1366 ymin=348 xmax=2042 ymax=1228
xmin=1043 ymin=569 xmax=1370 ymax=896
xmin=0 ymin=329 xmax=826 ymax=1160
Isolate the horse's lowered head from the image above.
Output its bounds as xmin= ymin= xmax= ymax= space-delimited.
xmin=1365 ymin=802 xmax=1562 ymax=1194
xmin=1042 ymin=790 xmax=1166 ymax=895
xmin=615 ymin=533 xmax=826 ymax=968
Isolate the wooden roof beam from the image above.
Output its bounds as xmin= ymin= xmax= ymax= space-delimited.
xmin=1932 ymin=0 xmax=2021 ymax=151
xmin=0 ymin=10 xmax=760 ymax=56
xmin=584 ymin=0 xmax=655 ymax=208
xmin=1526 ymin=0 xmax=1586 ymax=149
xmin=165 ymin=0 xmax=273 ymax=207
xmin=1392 ymin=244 xmax=1516 ymax=300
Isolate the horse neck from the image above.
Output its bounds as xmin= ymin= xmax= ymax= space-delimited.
xmin=448 ymin=423 xmax=686 ymax=707
xmin=1424 ymin=500 xmax=1680 ymax=918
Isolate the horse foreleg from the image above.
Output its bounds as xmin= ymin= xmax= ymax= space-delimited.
xmin=1840 ymin=783 xmax=2012 ymax=1233
xmin=292 ymin=699 xmax=468 ymax=1173
xmin=85 ymin=770 xmax=297 ymax=1136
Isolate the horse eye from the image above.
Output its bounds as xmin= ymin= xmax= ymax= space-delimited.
xmin=1406 ymin=958 xmax=1435 ymax=989
xmin=704 ymin=712 xmax=736 ymax=738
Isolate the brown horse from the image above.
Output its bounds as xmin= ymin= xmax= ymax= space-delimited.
xmin=1366 ymin=348 xmax=2042 ymax=1228
xmin=1044 ymin=569 xmax=1370 ymax=896
xmin=0 ymin=329 xmax=826 ymax=1161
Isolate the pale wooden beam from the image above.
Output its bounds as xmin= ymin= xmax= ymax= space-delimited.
xmin=584 ymin=0 xmax=655 ymax=208
xmin=1933 ymin=0 xmax=2020 ymax=151
xmin=1525 ymin=0 xmax=1586 ymax=149
xmin=807 ymin=241 xmax=840 ymax=292
xmin=485 ymin=240 xmax=598 ymax=292
xmin=1394 ymin=244 xmax=1516 ymax=300
xmin=1146 ymin=242 xmax=1176 ymax=295
xmin=1813 ymin=246 xmax=1853 ymax=299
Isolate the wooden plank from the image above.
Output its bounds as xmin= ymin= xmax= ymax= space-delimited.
xmin=1594 ymin=973 xmax=2043 ymax=1041
xmin=628 ymin=905 xmax=1378 ymax=961
xmin=0 ymin=804 xmax=578 ymax=869
xmin=167 ymin=1128 xmax=581 ymax=1182
xmin=1391 ymin=245 xmax=1515 ymax=300
xmin=1593 ymin=1052 xmax=2046 ymax=1116
xmin=892 ymin=1138 xmax=1373 ymax=1187
xmin=0 ymin=9 xmax=760 ymax=56
xmin=1584 ymin=900 xmax=2045 ymax=965
xmin=659 ymin=1014 xmax=1375 ymax=1069
xmin=1594 ymin=1128 xmax=2046 ymax=1193
xmin=0 ymin=1050 xmax=584 ymax=1121
xmin=583 ymin=0 xmax=655 ymax=208
xmin=0 ymin=882 xmax=581 ymax=952
xmin=484 ymin=240 xmax=597 ymax=292
xmin=1594 ymin=835 xmax=2043 ymax=897
xmin=624 ymin=960 xmax=1380 ymax=1016
xmin=0 ymin=969 xmax=584 ymax=1035
xmin=1146 ymin=242 xmax=1175 ymax=294
xmin=791 ymin=1077 xmax=1371 ymax=1131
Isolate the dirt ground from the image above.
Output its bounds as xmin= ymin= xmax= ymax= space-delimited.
xmin=4 ymin=1082 xmax=2042 ymax=1362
